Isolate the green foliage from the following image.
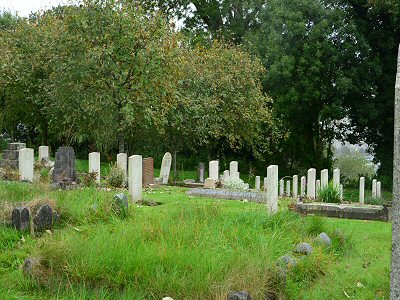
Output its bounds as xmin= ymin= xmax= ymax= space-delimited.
xmin=317 ymin=182 xmax=341 ymax=203
xmin=107 ymin=163 xmax=125 ymax=188
xmin=334 ymin=152 xmax=376 ymax=186
xmin=80 ymin=171 xmax=98 ymax=187
xmin=306 ymin=215 xmax=327 ymax=236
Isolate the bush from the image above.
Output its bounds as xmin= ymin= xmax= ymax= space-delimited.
xmin=80 ymin=172 xmax=98 ymax=187
xmin=0 ymin=166 xmax=19 ymax=181
xmin=223 ymin=177 xmax=247 ymax=190
xmin=108 ymin=163 xmax=125 ymax=188
xmin=317 ymin=182 xmax=341 ymax=203
xmin=333 ymin=152 xmax=376 ymax=187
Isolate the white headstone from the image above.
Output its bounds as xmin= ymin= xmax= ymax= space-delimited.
xmin=316 ymin=179 xmax=321 ymax=196
xmin=223 ymin=170 xmax=230 ymax=180
xmin=279 ymin=179 xmax=284 ymax=196
xmin=359 ymin=177 xmax=365 ymax=204
xmin=293 ymin=175 xmax=298 ymax=199
xmin=333 ymin=169 xmax=340 ymax=189
xmin=89 ymin=152 xmax=100 ymax=184
xmin=38 ymin=146 xmax=49 ymax=161
xmin=128 ymin=155 xmax=142 ymax=202
xmin=340 ymin=184 xmax=343 ymax=200
xmin=255 ymin=176 xmax=260 ymax=190
xmin=307 ymin=168 xmax=316 ymax=200
xmin=266 ymin=165 xmax=278 ymax=214
xmin=321 ymin=169 xmax=328 ymax=188
xmin=160 ymin=152 xmax=172 ymax=184
xmin=301 ymin=176 xmax=306 ymax=196
xmin=372 ymin=179 xmax=377 ymax=198
xmin=377 ymin=181 xmax=382 ymax=198
xmin=209 ymin=160 xmax=219 ymax=180
xmin=286 ymin=180 xmax=291 ymax=197
xmin=117 ymin=153 xmax=127 ymax=184
xmin=264 ymin=177 xmax=268 ymax=191
xmin=229 ymin=161 xmax=239 ymax=179
xmin=19 ymin=148 xmax=34 ymax=182
xmin=244 ymin=183 xmax=249 ymax=190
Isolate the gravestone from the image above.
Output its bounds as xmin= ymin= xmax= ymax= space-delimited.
xmin=223 ymin=170 xmax=230 ymax=180
xmin=33 ymin=204 xmax=53 ymax=231
xmin=129 ymin=155 xmax=142 ymax=202
xmin=359 ymin=177 xmax=365 ymax=204
xmin=377 ymin=181 xmax=382 ymax=198
xmin=293 ymin=175 xmax=298 ymax=199
xmin=0 ymin=142 xmax=26 ymax=169
xmin=266 ymin=165 xmax=278 ymax=214
xmin=340 ymin=184 xmax=344 ymax=200
xmin=89 ymin=152 xmax=100 ymax=184
xmin=286 ymin=180 xmax=291 ymax=197
xmin=197 ymin=163 xmax=205 ymax=183
xmin=113 ymin=193 xmax=128 ymax=216
xmin=372 ymin=179 xmax=377 ymax=198
xmin=307 ymin=168 xmax=316 ymax=199
xmin=38 ymin=146 xmax=49 ymax=161
xmin=333 ymin=169 xmax=340 ymax=189
xmin=142 ymin=157 xmax=154 ymax=186
xmin=255 ymin=176 xmax=260 ymax=190
xmin=301 ymin=176 xmax=306 ymax=196
xmin=52 ymin=147 xmax=77 ymax=183
xmin=117 ymin=153 xmax=127 ymax=184
xmin=19 ymin=148 xmax=34 ymax=182
xmin=208 ymin=160 xmax=219 ymax=181
xmin=316 ymin=180 xmax=321 ymax=196
xmin=263 ymin=177 xmax=267 ymax=191
xmin=321 ymin=169 xmax=328 ymax=189
xmin=229 ymin=161 xmax=239 ymax=179
xmin=160 ymin=152 xmax=172 ymax=184
xmin=204 ymin=178 xmax=216 ymax=189
xmin=11 ymin=207 xmax=22 ymax=230
xmin=279 ymin=179 xmax=284 ymax=196
xmin=21 ymin=207 xmax=30 ymax=231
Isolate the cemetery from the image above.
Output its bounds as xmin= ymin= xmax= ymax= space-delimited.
xmin=0 ymin=0 xmax=399 ymax=299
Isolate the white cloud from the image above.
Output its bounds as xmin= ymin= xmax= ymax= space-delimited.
xmin=0 ymin=0 xmax=77 ymax=17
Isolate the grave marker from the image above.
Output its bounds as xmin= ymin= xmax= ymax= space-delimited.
xmin=117 ymin=153 xmax=127 ymax=184
xmin=209 ymin=160 xmax=219 ymax=181
xmin=19 ymin=148 xmax=34 ymax=182
xmin=266 ymin=165 xmax=278 ymax=214
xmin=89 ymin=152 xmax=101 ymax=184
xmin=307 ymin=168 xmax=316 ymax=200
xmin=38 ymin=146 xmax=49 ymax=161
xmin=359 ymin=177 xmax=365 ymax=204
xmin=160 ymin=152 xmax=172 ymax=184
xmin=128 ymin=155 xmax=142 ymax=202
xmin=293 ymin=175 xmax=298 ymax=199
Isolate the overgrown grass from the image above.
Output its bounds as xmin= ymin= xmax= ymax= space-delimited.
xmin=0 ymin=182 xmax=391 ymax=299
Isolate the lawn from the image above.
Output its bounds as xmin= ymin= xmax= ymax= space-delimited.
xmin=0 ymin=180 xmax=391 ymax=299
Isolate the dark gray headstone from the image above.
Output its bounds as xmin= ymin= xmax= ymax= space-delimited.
xmin=11 ymin=207 xmax=22 ymax=230
xmin=227 ymin=291 xmax=252 ymax=300
xmin=294 ymin=243 xmax=313 ymax=255
xmin=33 ymin=205 xmax=53 ymax=231
xmin=20 ymin=207 xmax=30 ymax=231
xmin=52 ymin=146 xmax=77 ymax=183
xmin=198 ymin=163 xmax=205 ymax=183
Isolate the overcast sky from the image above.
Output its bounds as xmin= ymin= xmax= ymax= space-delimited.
xmin=0 ymin=0 xmax=76 ymax=17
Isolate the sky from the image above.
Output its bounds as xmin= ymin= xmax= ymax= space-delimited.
xmin=0 ymin=0 xmax=75 ymax=17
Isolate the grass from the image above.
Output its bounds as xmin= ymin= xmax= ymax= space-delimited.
xmin=0 ymin=180 xmax=391 ymax=299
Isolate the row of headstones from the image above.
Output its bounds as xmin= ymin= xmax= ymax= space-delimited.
xmin=206 ymin=160 xmax=241 ymax=181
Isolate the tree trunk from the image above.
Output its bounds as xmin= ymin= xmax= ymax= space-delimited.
xmin=391 ymin=44 xmax=400 ymax=300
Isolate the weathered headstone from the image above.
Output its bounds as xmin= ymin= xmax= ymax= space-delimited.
xmin=0 ymin=142 xmax=26 ymax=169
xmin=293 ymin=175 xmax=298 ymax=199
xmin=286 ymin=180 xmax=291 ymax=197
xmin=229 ymin=161 xmax=239 ymax=179
xmin=208 ymin=160 xmax=219 ymax=181
xmin=89 ymin=152 xmax=100 ymax=184
xmin=321 ymin=169 xmax=328 ymax=189
xmin=307 ymin=168 xmax=316 ymax=200
xmin=160 ymin=152 xmax=172 ymax=184
xmin=359 ymin=177 xmax=365 ymax=204
xmin=19 ymin=148 xmax=34 ymax=182
xmin=204 ymin=178 xmax=216 ymax=189
xmin=255 ymin=176 xmax=260 ymax=190
xmin=263 ymin=177 xmax=267 ymax=191
xmin=197 ymin=163 xmax=205 ymax=183
xmin=21 ymin=207 xmax=30 ymax=231
xmin=266 ymin=165 xmax=278 ymax=214
xmin=279 ymin=179 xmax=284 ymax=196
xmin=113 ymin=193 xmax=128 ymax=216
xmin=128 ymin=155 xmax=142 ymax=202
xmin=316 ymin=179 xmax=321 ymax=196
xmin=33 ymin=205 xmax=53 ymax=232
xmin=52 ymin=147 xmax=77 ymax=183
xmin=11 ymin=207 xmax=22 ymax=230
xmin=301 ymin=176 xmax=306 ymax=196
xmin=333 ymin=168 xmax=340 ymax=189
xmin=38 ymin=146 xmax=49 ymax=161
xmin=117 ymin=153 xmax=127 ymax=184
xmin=377 ymin=181 xmax=382 ymax=198
xmin=142 ymin=157 xmax=154 ymax=186
xmin=372 ymin=179 xmax=377 ymax=198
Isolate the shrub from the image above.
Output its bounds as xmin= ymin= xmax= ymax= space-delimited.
xmin=223 ymin=177 xmax=247 ymax=190
xmin=80 ymin=172 xmax=98 ymax=187
xmin=333 ymin=151 xmax=376 ymax=186
xmin=108 ymin=163 xmax=125 ymax=188
xmin=0 ymin=166 xmax=19 ymax=181
xmin=317 ymin=182 xmax=341 ymax=203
